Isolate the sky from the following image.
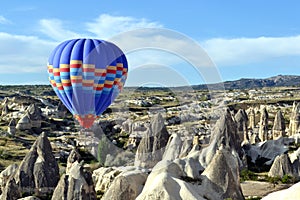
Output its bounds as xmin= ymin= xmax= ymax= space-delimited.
xmin=0 ymin=1 xmax=300 ymax=86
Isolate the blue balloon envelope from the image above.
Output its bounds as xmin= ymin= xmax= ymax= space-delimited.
xmin=47 ymin=39 xmax=128 ymax=128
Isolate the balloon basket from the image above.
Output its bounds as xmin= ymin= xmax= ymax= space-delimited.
xmin=75 ymin=114 xmax=97 ymax=129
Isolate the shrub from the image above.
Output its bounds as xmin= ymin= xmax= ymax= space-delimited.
xmin=240 ymin=169 xmax=258 ymax=182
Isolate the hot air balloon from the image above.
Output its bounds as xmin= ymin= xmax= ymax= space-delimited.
xmin=47 ymin=39 xmax=128 ymax=129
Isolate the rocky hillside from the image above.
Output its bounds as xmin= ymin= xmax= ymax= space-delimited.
xmin=193 ymin=75 xmax=300 ymax=90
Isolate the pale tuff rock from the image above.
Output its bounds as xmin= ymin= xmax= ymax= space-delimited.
xmin=136 ymin=148 xmax=244 ymax=200
xmin=16 ymin=104 xmax=42 ymax=131
xmin=51 ymin=162 xmax=97 ymax=200
xmin=18 ymin=196 xmax=41 ymax=200
xmin=162 ymin=133 xmax=192 ymax=161
xmin=7 ymin=118 xmax=17 ymax=136
xmin=268 ymin=154 xmax=294 ymax=178
xmin=0 ymin=164 xmax=18 ymax=194
xmin=101 ymin=168 xmax=148 ymax=200
xmin=201 ymin=148 xmax=245 ymax=200
xmin=66 ymin=148 xmax=82 ymax=174
xmin=235 ymin=109 xmax=249 ymax=143
xmin=249 ymin=131 xmax=260 ymax=145
xmin=136 ymin=160 xmax=205 ymax=200
xmin=288 ymin=102 xmax=300 ymax=136
xmin=135 ymin=113 xmax=170 ymax=168
xmin=259 ymin=107 xmax=269 ymax=141
xmin=92 ymin=167 xmax=123 ymax=194
xmin=248 ymin=107 xmax=256 ymax=130
xmin=262 ymin=181 xmax=300 ymax=200
xmin=199 ymin=108 xmax=243 ymax=168
xmin=16 ymin=113 xmax=31 ymax=131
xmin=26 ymin=104 xmax=42 ymax=129
xmin=162 ymin=133 xmax=183 ymax=161
xmin=55 ymin=102 xmax=67 ymax=118
xmin=272 ymin=110 xmax=286 ymax=139
xmin=244 ymin=137 xmax=290 ymax=165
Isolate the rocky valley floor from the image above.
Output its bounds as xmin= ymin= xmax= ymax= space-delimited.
xmin=0 ymin=82 xmax=300 ymax=199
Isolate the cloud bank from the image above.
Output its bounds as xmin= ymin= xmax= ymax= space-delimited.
xmin=203 ymin=35 xmax=300 ymax=66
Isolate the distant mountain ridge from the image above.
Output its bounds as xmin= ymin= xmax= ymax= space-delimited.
xmin=193 ymin=75 xmax=300 ymax=90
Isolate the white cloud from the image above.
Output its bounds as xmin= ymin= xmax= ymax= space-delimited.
xmin=0 ymin=16 xmax=11 ymax=24
xmin=109 ymin=28 xmax=219 ymax=84
xmin=86 ymin=14 xmax=163 ymax=39
xmin=203 ymin=35 xmax=300 ymax=66
xmin=39 ymin=19 xmax=82 ymax=41
xmin=0 ymin=32 xmax=57 ymax=73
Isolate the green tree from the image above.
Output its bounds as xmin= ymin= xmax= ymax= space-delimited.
xmin=97 ymin=136 xmax=109 ymax=166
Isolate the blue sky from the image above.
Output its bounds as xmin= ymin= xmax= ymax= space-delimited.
xmin=0 ymin=1 xmax=300 ymax=86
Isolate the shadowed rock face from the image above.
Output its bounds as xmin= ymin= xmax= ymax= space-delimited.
xmin=26 ymin=104 xmax=42 ymax=121
xmin=289 ymin=102 xmax=300 ymax=136
xmin=8 ymin=118 xmax=17 ymax=135
xmin=135 ymin=113 xmax=170 ymax=168
xmin=1 ymin=104 xmax=9 ymax=116
xmin=259 ymin=107 xmax=269 ymax=141
xmin=14 ymin=132 xmax=60 ymax=197
xmin=0 ymin=177 xmax=21 ymax=200
xmin=272 ymin=110 xmax=286 ymax=139
xmin=51 ymin=162 xmax=97 ymax=200
xmin=0 ymin=163 xmax=18 ymax=193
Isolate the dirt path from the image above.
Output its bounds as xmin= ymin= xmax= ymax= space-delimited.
xmin=241 ymin=181 xmax=291 ymax=198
